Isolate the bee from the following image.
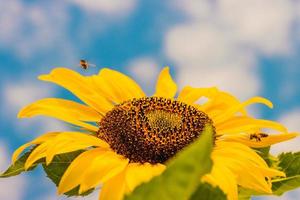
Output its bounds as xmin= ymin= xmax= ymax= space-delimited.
xmin=250 ymin=133 xmax=269 ymax=142
xmin=79 ymin=59 xmax=96 ymax=70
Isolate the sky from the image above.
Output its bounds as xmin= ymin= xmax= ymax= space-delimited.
xmin=0 ymin=0 xmax=300 ymax=199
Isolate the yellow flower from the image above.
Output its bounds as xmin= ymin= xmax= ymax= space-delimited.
xmin=13 ymin=67 xmax=297 ymax=200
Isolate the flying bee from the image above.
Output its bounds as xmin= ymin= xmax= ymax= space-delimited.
xmin=250 ymin=133 xmax=269 ymax=142
xmin=79 ymin=59 xmax=96 ymax=70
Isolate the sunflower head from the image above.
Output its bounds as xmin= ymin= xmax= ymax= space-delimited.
xmin=5 ymin=67 xmax=298 ymax=200
xmin=98 ymin=96 xmax=214 ymax=164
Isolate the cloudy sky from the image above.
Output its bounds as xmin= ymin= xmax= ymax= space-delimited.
xmin=0 ymin=0 xmax=300 ymax=199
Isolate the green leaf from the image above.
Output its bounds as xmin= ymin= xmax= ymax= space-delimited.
xmin=272 ymin=152 xmax=300 ymax=195
xmin=125 ymin=125 xmax=214 ymax=200
xmin=189 ymin=183 xmax=226 ymax=200
xmin=0 ymin=147 xmax=43 ymax=178
xmin=1 ymin=147 xmax=93 ymax=197
xmin=42 ymin=150 xmax=94 ymax=197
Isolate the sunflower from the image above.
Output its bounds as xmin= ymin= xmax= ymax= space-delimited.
xmin=13 ymin=67 xmax=297 ymax=200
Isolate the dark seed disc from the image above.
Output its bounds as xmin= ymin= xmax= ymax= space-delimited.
xmin=98 ymin=97 xmax=214 ymax=164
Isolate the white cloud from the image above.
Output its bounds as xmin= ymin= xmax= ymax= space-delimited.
xmin=276 ymin=66 xmax=300 ymax=102
xmin=279 ymin=109 xmax=300 ymax=131
xmin=169 ymin=0 xmax=298 ymax=55
xmin=0 ymin=142 xmax=11 ymax=172
xmin=16 ymin=117 xmax=69 ymax=137
xmin=0 ymin=0 xmax=137 ymax=60
xmin=68 ymin=0 xmax=136 ymax=16
xmin=177 ymin=65 xmax=260 ymax=100
xmin=2 ymin=80 xmax=54 ymax=116
xmin=0 ymin=0 xmax=76 ymax=60
xmin=270 ymin=109 xmax=300 ymax=155
xmin=0 ymin=140 xmax=27 ymax=200
xmin=165 ymin=23 xmax=236 ymax=68
xmin=1 ymin=80 xmax=69 ymax=136
xmin=217 ymin=0 xmax=295 ymax=55
xmin=127 ymin=57 xmax=160 ymax=94
xmin=164 ymin=22 xmax=260 ymax=99
xmin=172 ymin=0 xmax=214 ymax=20
xmin=255 ymin=189 xmax=300 ymax=200
xmin=165 ymin=0 xmax=300 ymax=99
xmin=0 ymin=0 xmax=22 ymax=43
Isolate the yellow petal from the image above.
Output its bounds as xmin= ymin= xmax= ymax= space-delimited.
xmin=45 ymin=132 xmax=109 ymax=165
xmin=18 ymin=98 xmax=101 ymax=121
xmin=15 ymin=131 xmax=109 ymax=167
xmin=12 ymin=132 xmax=59 ymax=164
xmin=217 ymin=117 xmax=287 ymax=135
xmin=154 ymin=67 xmax=177 ymax=98
xmin=203 ymin=162 xmax=238 ymax=200
xmin=201 ymin=91 xmax=244 ymax=113
xmin=125 ymin=162 xmax=166 ymax=192
xmin=91 ymin=68 xmax=145 ymax=103
xmin=99 ymin=163 xmax=166 ymax=200
xmin=25 ymin=142 xmax=50 ymax=170
xmin=222 ymin=132 xmax=299 ymax=148
xmin=38 ymin=68 xmax=113 ymax=114
xmin=18 ymin=98 xmax=101 ymax=131
xmin=214 ymin=157 xmax=272 ymax=194
xmin=216 ymin=141 xmax=286 ymax=177
xmin=212 ymin=141 xmax=283 ymax=193
xmin=214 ymin=141 xmax=268 ymax=167
xmin=214 ymin=97 xmax=273 ymax=124
xmin=177 ymin=86 xmax=219 ymax=104
xmin=79 ymin=152 xmax=128 ymax=194
xmin=99 ymin=169 xmax=127 ymax=200
xmin=58 ymin=148 xmax=107 ymax=194
xmin=45 ymin=140 xmax=71 ymax=165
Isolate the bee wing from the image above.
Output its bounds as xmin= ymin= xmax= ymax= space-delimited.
xmin=89 ymin=63 xmax=97 ymax=67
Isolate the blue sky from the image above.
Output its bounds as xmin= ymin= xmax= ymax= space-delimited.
xmin=0 ymin=0 xmax=300 ymax=199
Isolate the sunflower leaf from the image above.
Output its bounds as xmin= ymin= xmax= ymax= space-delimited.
xmin=189 ymin=182 xmax=226 ymax=200
xmin=0 ymin=147 xmax=93 ymax=196
xmin=125 ymin=125 xmax=214 ymax=200
xmin=42 ymin=150 xmax=94 ymax=197
xmin=0 ymin=147 xmax=43 ymax=178
xmin=272 ymin=152 xmax=300 ymax=195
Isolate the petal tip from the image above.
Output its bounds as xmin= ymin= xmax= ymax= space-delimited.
xmin=17 ymin=110 xmax=26 ymax=118
xmin=78 ymin=185 xmax=87 ymax=195
xmin=17 ymin=106 xmax=32 ymax=118
xmin=38 ymin=74 xmax=49 ymax=81
xmin=57 ymin=184 xmax=68 ymax=195
xmin=45 ymin=157 xmax=52 ymax=166
xmin=163 ymin=66 xmax=170 ymax=70
xmin=263 ymin=98 xmax=274 ymax=109
xmin=57 ymin=188 xmax=64 ymax=195
xmin=24 ymin=162 xmax=32 ymax=171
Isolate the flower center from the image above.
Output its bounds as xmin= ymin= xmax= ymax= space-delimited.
xmin=97 ymin=97 xmax=214 ymax=164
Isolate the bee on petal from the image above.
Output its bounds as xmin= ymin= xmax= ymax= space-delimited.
xmin=250 ymin=133 xmax=269 ymax=142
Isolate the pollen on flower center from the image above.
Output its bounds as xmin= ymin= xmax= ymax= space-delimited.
xmin=97 ymin=97 xmax=215 ymax=164
xmin=146 ymin=110 xmax=182 ymax=131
